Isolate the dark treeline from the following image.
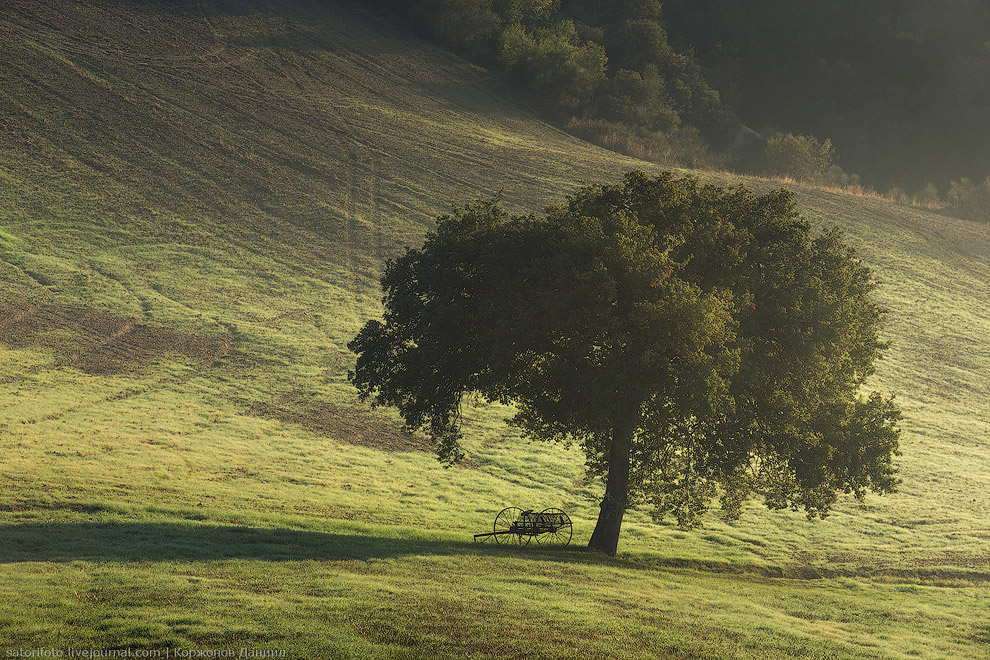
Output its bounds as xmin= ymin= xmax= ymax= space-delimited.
xmin=359 ymin=0 xmax=990 ymax=219
xmin=661 ymin=0 xmax=990 ymax=195
xmin=366 ymin=0 xmax=740 ymax=168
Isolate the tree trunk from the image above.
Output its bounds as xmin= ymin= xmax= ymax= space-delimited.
xmin=587 ymin=418 xmax=636 ymax=557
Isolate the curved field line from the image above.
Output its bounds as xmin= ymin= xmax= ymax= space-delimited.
xmin=176 ymin=325 xmax=233 ymax=385
xmin=25 ymin=322 xmax=235 ymax=424
xmin=0 ymin=289 xmax=52 ymax=332
xmin=57 ymin=320 xmax=135 ymax=367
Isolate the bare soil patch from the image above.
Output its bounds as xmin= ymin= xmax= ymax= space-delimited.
xmin=248 ymin=394 xmax=431 ymax=453
xmin=0 ymin=299 xmax=228 ymax=376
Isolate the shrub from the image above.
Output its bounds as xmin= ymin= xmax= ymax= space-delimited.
xmin=760 ymin=132 xmax=836 ymax=183
xmin=946 ymin=176 xmax=990 ymax=221
xmin=564 ymin=117 xmax=716 ymax=168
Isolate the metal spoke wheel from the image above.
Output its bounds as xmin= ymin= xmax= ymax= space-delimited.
xmin=493 ymin=506 xmax=529 ymax=546
xmin=534 ymin=508 xmax=572 ymax=547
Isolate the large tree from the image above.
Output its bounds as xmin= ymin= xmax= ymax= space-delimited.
xmin=348 ymin=171 xmax=900 ymax=556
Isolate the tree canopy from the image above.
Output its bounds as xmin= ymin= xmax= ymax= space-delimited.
xmin=348 ymin=172 xmax=901 ymax=555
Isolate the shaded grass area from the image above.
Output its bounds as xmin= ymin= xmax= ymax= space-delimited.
xmin=0 ymin=0 xmax=988 ymax=657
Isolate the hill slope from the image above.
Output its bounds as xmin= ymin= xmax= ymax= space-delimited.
xmin=1 ymin=0 xmax=988 ymax=657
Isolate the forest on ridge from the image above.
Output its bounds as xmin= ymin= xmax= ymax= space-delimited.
xmin=371 ymin=0 xmax=990 ymax=216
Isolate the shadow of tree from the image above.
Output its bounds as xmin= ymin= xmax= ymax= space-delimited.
xmin=5 ymin=521 xmax=988 ymax=584
xmin=0 ymin=521 xmax=603 ymax=565
xmin=0 ymin=520 xmax=813 ymax=578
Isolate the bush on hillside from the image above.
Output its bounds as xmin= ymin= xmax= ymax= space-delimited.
xmin=946 ymin=176 xmax=990 ymax=221
xmin=913 ymin=182 xmax=942 ymax=208
xmin=565 ymin=117 xmax=715 ymax=168
xmin=760 ymin=132 xmax=836 ymax=183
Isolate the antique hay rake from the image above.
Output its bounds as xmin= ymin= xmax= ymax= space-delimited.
xmin=474 ymin=507 xmax=573 ymax=547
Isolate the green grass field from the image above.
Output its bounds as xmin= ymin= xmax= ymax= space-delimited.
xmin=1 ymin=0 xmax=988 ymax=657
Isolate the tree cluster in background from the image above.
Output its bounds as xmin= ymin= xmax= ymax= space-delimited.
xmin=946 ymin=177 xmax=990 ymax=222
xmin=364 ymin=0 xmax=990 ymax=221
xmin=370 ymin=0 xmax=739 ymax=168
xmin=661 ymin=0 xmax=990 ymax=199
xmin=760 ymin=133 xmax=838 ymax=185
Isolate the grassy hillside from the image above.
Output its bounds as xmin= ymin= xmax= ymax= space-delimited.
xmin=1 ymin=0 xmax=988 ymax=657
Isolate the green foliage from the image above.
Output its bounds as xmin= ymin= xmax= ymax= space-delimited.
xmin=349 ymin=172 xmax=900 ymax=550
xmin=382 ymin=0 xmax=990 ymax=192
xmin=562 ymin=0 xmax=663 ymax=26
xmin=605 ymin=18 xmax=670 ymax=72
xmin=597 ymin=67 xmax=678 ymax=132
xmin=492 ymin=0 xmax=557 ymax=24
xmin=946 ymin=176 xmax=990 ymax=221
xmin=499 ymin=20 xmax=607 ymax=114
xmin=568 ymin=3 xmax=738 ymax=144
xmin=914 ymin=181 xmax=942 ymax=208
xmin=760 ymin=132 xmax=836 ymax=183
